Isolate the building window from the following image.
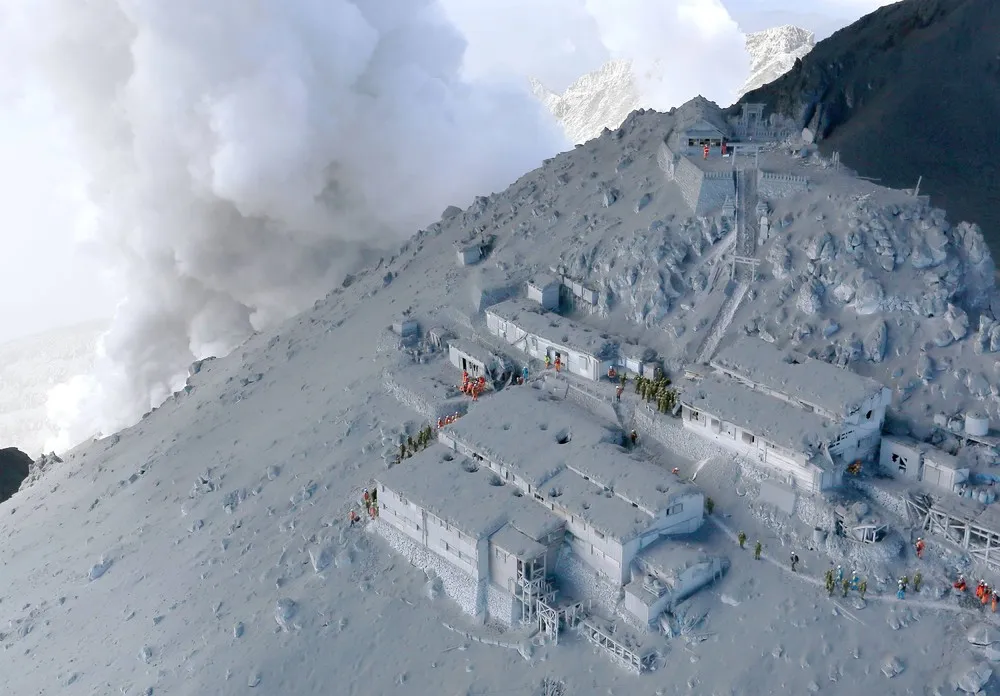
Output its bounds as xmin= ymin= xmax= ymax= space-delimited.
xmin=892 ymin=453 xmax=907 ymax=473
xmin=667 ymin=504 xmax=684 ymax=516
xmin=866 ymin=410 xmax=873 ymax=420
xmin=594 ymin=530 xmax=605 ymax=540
xmin=690 ymin=410 xmax=700 ymax=422
xmin=742 ymin=431 xmax=755 ymax=445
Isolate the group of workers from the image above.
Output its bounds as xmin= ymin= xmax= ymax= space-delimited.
xmin=543 ymin=354 xmax=562 ymax=372
xmin=348 ymin=486 xmax=379 ymax=526
xmin=460 ymin=370 xmax=488 ymax=401
xmin=702 ymin=141 xmax=729 ymax=159
xmin=824 ymin=566 xmax=870 ymax=599
xmin=437 ymin=411 xmax=463 ymax=429
xmin=953 ymin=576 xmax=1000 ymax=612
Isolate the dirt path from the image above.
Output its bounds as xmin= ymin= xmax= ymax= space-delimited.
xmin=707 ymin=514 xmax=997 ymax=619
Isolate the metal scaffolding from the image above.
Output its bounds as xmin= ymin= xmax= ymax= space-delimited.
xmin=905 ymin=493 xmax=1000 ymax=573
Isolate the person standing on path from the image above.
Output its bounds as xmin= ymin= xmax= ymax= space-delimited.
xmin=754 ymin=541 xmax=762 ymax=560
xmin=913 ymin=572 xmax=922 ymax=593
xmin=897 ymin=580 xmax=906 ymax=600
xmin=738 ymin=531 xmax=746 ymax=549
xmin=859 ymin=579 xmax=867 ymax=599
xmin=842 ymin=578 xmax=850 ymax=597
xmin=790 ymin=553 xmax=799 ymax=572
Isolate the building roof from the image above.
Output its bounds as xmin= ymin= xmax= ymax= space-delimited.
xmin=635 ymin=538 xmax=716 ymax=582
xmin=541 ymin=468 xmax=656 ymax=542
xmin=489 ymin=524 xmax=547 ymax=561
xmin=375 ymin=445 xmax=562 ymax=540
xmin=527 ymin=274 xmax=560 ymax=290
xmin=486 ymin=300 xmax=618 ymax=360
xmin=449 ymin=338 xmax=495 ymax=367
xmin=445 ymin=386 xmax=694 ymax=515
xmin=680 ymin=373 xmax=838 ymax=454
xmin=672 ymin=97 xmax=731 ymax=136
xmin=924 ymin=447 xmax=964 ymax=470
xmin=711 ymin=337 xmax=886 ymax=419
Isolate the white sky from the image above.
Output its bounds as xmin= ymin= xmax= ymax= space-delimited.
xmin=0 ymin=0 xmax=896 ymax=344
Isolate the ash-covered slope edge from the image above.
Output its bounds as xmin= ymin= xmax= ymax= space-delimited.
xmin=2 ymin=98 xmax=1000 ymax=696
xmin=739 ymin=25 xmax=815 ymax=98
xmin=534 ymin=25 xmax=814 ymax=146
xmin=736 ymin=0 xmax=1000 ymax=253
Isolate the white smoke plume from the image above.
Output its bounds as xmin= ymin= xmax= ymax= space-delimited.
xmin=3 ymin=0 xmax=751 ymax=452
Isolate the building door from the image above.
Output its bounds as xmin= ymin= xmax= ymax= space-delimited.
xmin=461 ymin=357 xmax=468 ymax=371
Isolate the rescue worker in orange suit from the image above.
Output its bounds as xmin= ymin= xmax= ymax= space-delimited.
xmin=954 ymin=575 xmax=967 ymax=592
xmin=554 ymin=356 xmax=561 ymax=372
xmin=349 ymin=509 xmax=361 ymax=527
xmin=607 ymin=366 xmax=617 ymax=380
xmin=976 ymin=580 xmax=985 ymax=600
xmin=915 ymin=537 xmax=925 ymax=559
xmin=992 ymin=590 xmax=999 ymax=613
xmin=721 ymin=140 xmax=728 ymax=156
xmin=437 ymin=417 xmax=444 ymax=429
xmin=362 ymin=488 xmax=371 ymax=513
xmin=984 ymin=584 xmax=992 ymax=606
xmin=703 ymin=144 xmax=709 ymax=159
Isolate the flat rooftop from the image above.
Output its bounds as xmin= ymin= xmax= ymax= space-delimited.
xmin=711 ymin=337 xmax=886 ymax=419
xmin=541 ymin=468 xmax=656 ymax=542
xmin=486 ymin=300 xmax=618 ymax=360
xmin=445 ymin=386 xmax=694 ymax=514
xmin=448 ymin=338 xmax=495 ymax=366
xmin=489 ymin=524 xmax=547 ymax=561
xmin=635 ymin=538 xmax=717 ymax=582
xmin=680 ymin=373 xmax=838 ymax=454
xmin=376 ymin=445 xmax=562 ymax=541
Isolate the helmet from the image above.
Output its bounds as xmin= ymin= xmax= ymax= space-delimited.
xmin=363 ymin=488 xmax=368 ymax=493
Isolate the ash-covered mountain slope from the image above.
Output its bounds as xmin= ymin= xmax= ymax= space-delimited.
xmin=2 ymin=101 xmax=1000 ymax=695
xmin=530 ymin=59 xmax=640 ymax=145
xmin=534 ymin=25 xmax=813 ymax=146
xmin=736 ymin=0 xmax=1000 ymax=253
xmin=738 ymin=25 xmax=815 ymax=98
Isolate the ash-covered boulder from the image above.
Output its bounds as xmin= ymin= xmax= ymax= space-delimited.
xmin=911 ymin=352 xmax=931 ymax=380
xmin=864 ymin=321 xmax=888 ymax=363
xmin=944 ymin=304 xmax=970 ymax=342
xmin=1 ymin=447 xmax=32 ymax=503
xmin=796 ymin=278 xmax=823 ymax=315
xmin=953 ymin=661 xmax=992 ymax=693
xmin=767 ymin=242 xmax=792 ymax=280
xmin=804 ymin=231 xmax=836 ymax=262
xmin=854 ymin=276 xmax=885 ymax=315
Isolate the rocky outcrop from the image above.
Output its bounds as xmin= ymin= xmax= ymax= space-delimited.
xmin=0 ymin=447 xmax=32 ymax=503
xmin=738 ymin=25 xmax=815 ymax=99
xmin=735 ymin=0 xmax=1000 ymax=259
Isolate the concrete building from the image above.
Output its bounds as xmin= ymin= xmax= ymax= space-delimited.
xmin=879 ymin=435 xmax=970 ymax=492
xmin=667 ymin=98 xmax=732 ymax=156
xmin=448 ymin=339 xmax=495 ymax=378
xmin=624 ymin=542 xmax=729 ymax=628
xmin=678 ymin=337 xmax=891 ymax=493
xmin=527 ymin=275 xmax=561 ymax=311
xmin=680 ymin=374 xmax=842 ymax=492
xmin=485 ymin=300 xmax=618 ymax=381
xmin=710 ymin=337 xmax=891 ymax=464
xmin=438 ymin=386 xmax=705 ymax=586
xmin=456 ymin=241 xmax=483 ymax=266
xmin=376 ymin=444 xmax=565 ymax=624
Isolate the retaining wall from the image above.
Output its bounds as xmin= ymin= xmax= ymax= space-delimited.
xmin=371 ymin=519 xmax=488 ymax=620
xmin=757 ymin=171 xmax=809 ymax=199
xmin=564 ymin=380 xmax=619 ymax=426
xmin=674 ymin=156 xmax=705 ymax=213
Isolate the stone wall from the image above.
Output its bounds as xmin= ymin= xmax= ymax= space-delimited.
xmin=673 ymin=156 xmax=706 ymax=213
xmin=486 ymin=584 xmax=516 ymax=626
xmin=371 ymin=519 xmax=487 ymax=620
xmin=757 ymin=171 xmax=809 ymax=200
xmin=563 ymin=380 xmax=619 ymax=426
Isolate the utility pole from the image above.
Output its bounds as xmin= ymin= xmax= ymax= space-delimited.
xmin=913 ymin=175 xmax=922 ymax=197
